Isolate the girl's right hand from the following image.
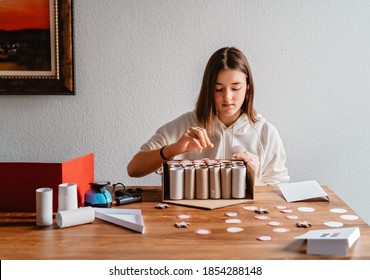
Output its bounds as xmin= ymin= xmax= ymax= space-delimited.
xmin=176 ymin=127 xmax=214 ymax=153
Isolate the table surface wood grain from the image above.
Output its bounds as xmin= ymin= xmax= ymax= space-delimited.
xmin=0 ymin=185 xmax=369 ymax=260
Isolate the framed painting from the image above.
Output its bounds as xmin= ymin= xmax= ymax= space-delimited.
xmin=0 ymin=0 xmax=74 ymax=95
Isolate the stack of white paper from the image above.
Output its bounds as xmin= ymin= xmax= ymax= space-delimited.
xmin=295 ymin=227 xmax=360 ymax=256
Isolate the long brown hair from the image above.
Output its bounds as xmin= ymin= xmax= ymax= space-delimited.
xmin=195 ymin=47 xmax=257 ymax=133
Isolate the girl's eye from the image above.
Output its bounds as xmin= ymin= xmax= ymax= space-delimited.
xmin=232 ymin=87 xmax=242 ymax=91
xmin=215 ymin=88 xmax=223 ymax=92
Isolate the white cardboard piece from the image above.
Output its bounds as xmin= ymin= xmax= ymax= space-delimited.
xmin=93 ymin=208 xmax=145 ymax=233
xmin=295 ymin=227 xmax=360 ymax=256
xmin=278 ymin=180 xmax=329 ymax=202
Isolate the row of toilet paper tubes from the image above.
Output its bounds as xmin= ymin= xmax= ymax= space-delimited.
xmin=36 ymin=183 xmax=94 ymax=228
xmin=167 ymin=162 xmax=248 ymax=200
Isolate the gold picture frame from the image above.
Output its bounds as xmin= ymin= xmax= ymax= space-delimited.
xmin=0 ymin=0 xmax=74 ymax=95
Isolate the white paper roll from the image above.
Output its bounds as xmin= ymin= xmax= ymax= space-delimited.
xmin=169 ymin=167 xmax=184 ymax=200
xmin=36 ymin=187 xmax=53 ymax=226
xmin=58 ymin=182 xmax=78 ymax=211
xmin=232 ymin=165 xmax=246 ymax=198
xmin=56 ymin=207 xmax=95 ymax=228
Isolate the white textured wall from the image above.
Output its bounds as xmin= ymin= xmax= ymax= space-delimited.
xmin=1 ymin=0 xmax=369 ymax=224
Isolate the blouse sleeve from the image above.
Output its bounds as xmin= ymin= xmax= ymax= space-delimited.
xmin=259 ymin=123 xmax=290 ymax=185
xmin=140 ymin=111 xmax=198 ymax=151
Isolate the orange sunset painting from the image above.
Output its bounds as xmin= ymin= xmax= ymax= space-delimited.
xmin=0 ymin=0 xmax=54 ymax=74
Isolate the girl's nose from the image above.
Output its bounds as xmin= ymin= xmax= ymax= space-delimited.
xmin=223 ymin=88 xmax=232 ymax=101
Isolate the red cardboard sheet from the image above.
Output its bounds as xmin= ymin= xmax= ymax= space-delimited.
xmin=0 ymin=153 xmax=94 ymax=212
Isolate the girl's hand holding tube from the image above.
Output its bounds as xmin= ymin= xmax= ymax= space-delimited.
xmin=232 ymin=146 xmax=260 ymax=175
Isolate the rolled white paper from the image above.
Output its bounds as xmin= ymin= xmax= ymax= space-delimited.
xmin=169 ymin=167 xmax=184 ymax=200
xmin=36 ymin=187 xmax=53 ymax=226
xmin=58 ymin=182 xmax=78 ymax=211
xmin=56 ymin=207 xmax=95 ymax=228
xmin=232 ymin=165 xmax=246 ymax=198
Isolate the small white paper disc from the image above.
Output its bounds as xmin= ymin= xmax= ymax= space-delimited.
xmin=340 ymin=214 xmax=359 ymax=221
xmin=225 ymin=218 xmax=241 ymax=224
xmin=285 ymin=215 xmax=299 ymax=220
xmin=256 ymin=235 xmax=272 ymax=241
xmin=297 ymin=207 xmax=315 ymax=213
xmin=273 ymin=227 xmax=290 ymax=233
xmin=268 ymin=221 xmax=283 ymax=226
xmin=231 ymin=146 xmax=243 ymax=154
xmin=275 ymin=205 xmax=289 ymax=210
xmin=224 ymin=212 xmax=238 ymax=217
xmin=227 ymin=227 xmax=244 ymax=233
xmin=194 ymin=229 xmax=211 ymax=235
xmin=177 ymin=214 xmax=191 ymax=219
xmin=243 ymin=206 xmax=258 ymax=211
xmin=330 ymin=208 xmax=348 ymax=214
xmin=254 ymin=215 xmax=270 ymax=220
xmin=324 ymin=221 xmax=344 ymax=228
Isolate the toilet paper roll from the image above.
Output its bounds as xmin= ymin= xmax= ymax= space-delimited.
xmin=221 ymin=164 xmax=232 ymax=199
xmin=232 ymin=165 xmax=247 ymax=198
xmin=184 ymin=165 xmax=195 ymax=199
xmin=195 ymin=165 xmax=209 ymax=199
xmin=58 ymin=182 xmax=78 ymax=211
xmin=209 ymin=165 xmax=221 ymax=199
xmin=169 ymin=167 xmax=184 ymax=200
xmin=36 ymin=187 xmax=53 ymax=226
xmin=56 ymin=207 xmax=95 ymax=228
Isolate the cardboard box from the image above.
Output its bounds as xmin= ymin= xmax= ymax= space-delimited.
xmin=162 ymin=159 xmax=254 ymax=209
xmin=0 ymin=153 xmax=94 ymax=212
xmin=295 ymin=227 xmax=361 ymax=256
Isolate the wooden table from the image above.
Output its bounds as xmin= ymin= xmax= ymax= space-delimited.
xmin=0 ymin=185 xmax=369 ymax=260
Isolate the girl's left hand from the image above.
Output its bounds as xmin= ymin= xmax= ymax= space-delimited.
xmin=232 ymin=150 xmax=260 ymax=175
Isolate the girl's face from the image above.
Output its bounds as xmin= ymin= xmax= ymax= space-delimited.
xmin=214 ymin=69 xmax=247 ymax=127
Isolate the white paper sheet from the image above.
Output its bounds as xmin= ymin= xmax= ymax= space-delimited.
xmin=278 ymin=180 xmax=329 ymax=202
